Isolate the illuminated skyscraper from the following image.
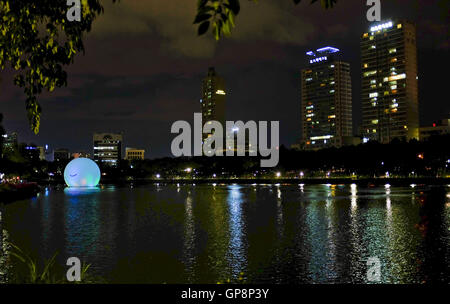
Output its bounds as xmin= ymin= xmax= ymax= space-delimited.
xmin=93 ymin=132 xmax=122 ymax=167
xmin=361 ymin=20 xmax=419 ymax=143
xmin=301 ymin=47 xmax=353 ymax=150
xmin=201 ymin=67 xmax=226 ymax=142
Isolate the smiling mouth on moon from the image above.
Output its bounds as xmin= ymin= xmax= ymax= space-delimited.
xmin=70 ymin=173 xmax=78 ymax=177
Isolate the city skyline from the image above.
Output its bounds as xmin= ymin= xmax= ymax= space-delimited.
xmin=0 ymin=1 xmax=448 ymax=158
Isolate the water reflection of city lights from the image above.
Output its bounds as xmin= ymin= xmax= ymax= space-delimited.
xmin=63 ymin=187 xmax=100 ymax=196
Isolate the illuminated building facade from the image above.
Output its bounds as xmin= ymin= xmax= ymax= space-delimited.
xmin=361 ymin=20 xmax=419 ymax=143
xmin=93 ymin=133 xmax=123 ymax=167
xmin=201 ymin=67 xmax=226 ymax=143
xmin=301 ymin=47 xmax=353 ymax=150
xmin=419 ymin=119 xmax=450 ymax=140
xmin=2 ymin=132 xmax=18 ymax=154
xmin=125 ymin=147 xmax=145 ymax=160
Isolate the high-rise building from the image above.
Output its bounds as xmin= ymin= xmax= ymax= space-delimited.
xmin=93 ymin=133 xmax=123 ymax=167
xmin=201 ymin=67 xmax=226 ymax=143
xmin=301 ymin=47 xmax=353 ymax=150
xmin=361 ymin=20 xmax=419 ymax=143
xmin=2 ymin=132 xmax=18 ymax=154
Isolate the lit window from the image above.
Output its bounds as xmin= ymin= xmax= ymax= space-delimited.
xmin=388 ymin=74 xmax=406 ymax=81
xmin=372 ymin=119 xmax=379 ymax=124
xmin=364 ymin=70 xmax=377 ymax=77
xmin=397 ymin=24 xmax=402 ymax=29
xmin=363 ymin=63 xmax=368 ymax=68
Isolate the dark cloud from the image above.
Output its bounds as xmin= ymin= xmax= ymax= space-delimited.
xmin=0 ymin=0 xmax=448 ymax=157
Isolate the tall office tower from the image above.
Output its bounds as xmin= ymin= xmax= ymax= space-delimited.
xmin=201 ymin=67 xmax=226 ymax=143
xmin=301 ymin=47 xmax=353 ymax=150
xmin=361 ymin=20 xmax=419 ymax=143
xmin=1 ymin=132 xmax=18 ymax=154
xmin=93 ymin=133 xmax=123 ymax=167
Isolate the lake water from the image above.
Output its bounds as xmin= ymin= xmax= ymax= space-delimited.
xmin=1 ymin=183 xmax=449 ymax=283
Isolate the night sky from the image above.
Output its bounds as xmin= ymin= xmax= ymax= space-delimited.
xmin=0 ymin=0 xmax=448 ymax=157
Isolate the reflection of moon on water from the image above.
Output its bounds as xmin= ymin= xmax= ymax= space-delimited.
xmin=64 ymin=158 xmax=101 ymax=187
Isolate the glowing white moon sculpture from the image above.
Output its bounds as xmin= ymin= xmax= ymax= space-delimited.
xmin=64 ymin=158 xmax=101 ymax=187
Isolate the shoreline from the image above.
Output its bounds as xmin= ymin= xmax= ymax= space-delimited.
xmin=35 ymin=177 xmax=450 ymax=186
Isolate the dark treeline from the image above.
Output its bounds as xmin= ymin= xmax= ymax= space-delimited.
xmin=0 ymin=134 xmax=449 ymax=182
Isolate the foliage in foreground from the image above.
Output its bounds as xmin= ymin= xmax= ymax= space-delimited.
xmin=7 ymin=242 xmax=100 ymax=284
xmin=1 ymin=0 xmax=335 ymax=134
xmin=0 ymin=0 xmax=117 ymax=134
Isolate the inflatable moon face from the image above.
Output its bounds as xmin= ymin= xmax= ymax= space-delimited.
xmin=64 ymin=158 xmax=101 ymax=187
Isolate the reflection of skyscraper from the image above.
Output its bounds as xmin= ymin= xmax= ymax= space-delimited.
xmin=361 ymin=20 xmax=419 ymax=143
xmin=201 ymin=67 xmax=226 ymax=143
xmin=93 ymin=133 xmax=122 ymax=167
xmin=301 ymin=47 xmax=353 ymax=150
